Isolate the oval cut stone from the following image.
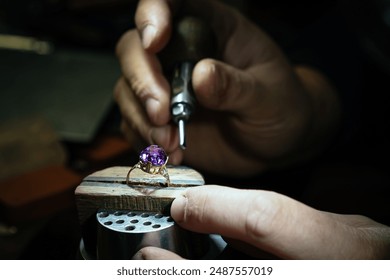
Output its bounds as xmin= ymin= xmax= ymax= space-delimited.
xmin=139 ymin=145 xmax=167 ymax=166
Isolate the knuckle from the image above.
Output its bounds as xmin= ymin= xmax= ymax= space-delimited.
xmin=244 ymin=193 xmax=279 ymax=241
xmin=130 ymin=77 xmax=150 ymax=102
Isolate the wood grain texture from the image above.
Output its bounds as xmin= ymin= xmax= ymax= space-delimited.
xmin=75 ymin=166 xmax=204 ymax=225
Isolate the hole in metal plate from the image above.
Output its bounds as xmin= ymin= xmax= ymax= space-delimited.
xmin=97 ymin=209 xmax=175 ymax=233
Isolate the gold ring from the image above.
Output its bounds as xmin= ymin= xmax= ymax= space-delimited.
xmin=126 ymin=145 xmax=170 ymax=186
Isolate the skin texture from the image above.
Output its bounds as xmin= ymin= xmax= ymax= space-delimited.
xmin=133 ymin=186 xmax=390 ymax=260
xmin=115 ymin=0 xmax=390 ymax=259
xmin=114 ymin=0 xmax=341 ymax=176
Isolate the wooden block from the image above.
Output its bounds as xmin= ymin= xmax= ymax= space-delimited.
xmin=75 ymin=165 xmax=204 ymax=225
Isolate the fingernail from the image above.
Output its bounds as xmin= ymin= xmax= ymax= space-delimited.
xmin=171 ymin=195 xmax=187 ymax=223
xmin=195 ymin=62 xmax=220 ymax=107
xmin=213 ymin=63 xmax=226 ymax=98
xmin=141 ymin=25 xmax=156 ymax=49
xmin=209 ymin=62 xmax=218 ymax=90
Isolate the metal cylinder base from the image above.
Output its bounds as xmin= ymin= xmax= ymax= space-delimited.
xmin=95 ymin=209 xmax=210 ymax=259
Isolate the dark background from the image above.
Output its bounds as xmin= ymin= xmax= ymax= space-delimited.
xmin=0 ymin=0 xmax=389 ymax=259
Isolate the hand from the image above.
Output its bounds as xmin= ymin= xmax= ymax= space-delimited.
xmin=114 ymin=0 xmax=341 ymax=176
xmin=132 ymin=185 xmax=390 ymax=260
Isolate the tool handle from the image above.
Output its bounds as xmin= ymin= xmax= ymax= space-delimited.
xmin=159 ymin=16 xmax=216 ymax=149
xmin=159 ymin=16 xmax=216 ymax=72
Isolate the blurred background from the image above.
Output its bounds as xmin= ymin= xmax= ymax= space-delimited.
xmin=0 ymin=0 xmax=389 ymax=259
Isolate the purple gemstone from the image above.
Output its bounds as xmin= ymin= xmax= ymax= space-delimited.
xmin=139 ymin=145 xmax=167 ymax=166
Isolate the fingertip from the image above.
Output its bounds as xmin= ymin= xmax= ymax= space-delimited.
xmin=135 ymin=0 xmax=172 ymax=52
xmin=171 ymin=194 xmax=187 ymax=223
xmin=145 ymin=98 xmax=162 ymax=124
xmin=194 ymin=59 xmax=257 ymax=114
xmin=193 ymin=59 xmax=216 ymax=91
xmin=171 ymin=186 xmax=211 ymax=227
xmin=150 ymin=126 xmax=167 ymax=145
xmin=167 ymin=148 xmax=184 ymax=165
xmin=192 ymin=59 xmax=222 ymax=108
xmin=140 ymin=23 xmax=172 ymax=53
xmin=150 ymin=125 xmax=184 ymax=161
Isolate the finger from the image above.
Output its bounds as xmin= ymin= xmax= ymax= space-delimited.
xmin=150 ymin=125 xmax=184 ymax=164
xmin=150 ymin=125 xmax=178 ymax=152
xmin=171 ymin=185 xmax=276 ymax=240
xmin=120 ymin=111 xmax=184 ymax=165
xmin=132 ymin=246 xmax=185 ymax=260
xmin=182 ymin=108 xmax=265 ymax=176
xmin=114 ymin=77 xmax=183 ymax=160
xmin=192 ymin=59 xmax=261 ymax=118
xmin=170 ymin=185 xmax=343 ymax=259
xmin=114 ymin=77 xmax=153 ymax=144
xmin=135 ymin=0 xmax=174 ymax=51
xmin=167 ymin=147 xmax=184 ymax=165
xmin=116 ymin=30 xmax=170 ymax=125
xmin=135 ymin=0 xmax=248 ymax=56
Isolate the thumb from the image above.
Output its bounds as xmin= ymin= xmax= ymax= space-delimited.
xmin=171 ymin=185 xmax=366 ymax=260
xmin=192 ymin=59 xmax=260 ymax=117
xmin=170 ymin=185 xmax=277 ymax=241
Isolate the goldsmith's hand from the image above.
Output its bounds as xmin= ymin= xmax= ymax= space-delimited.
xmin=133 ymin=185 xmax=390 ymax=260
xmin=114 ymin=0 xmax=341 ymax=176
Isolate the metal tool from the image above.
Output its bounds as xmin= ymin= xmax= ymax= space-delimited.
xmin=95 ymin=209 xmax=211 ymax=259
xmin=170 ymin=61 xmax=196 ymax=149
xmin=160 ymin=16 xmax=216 ymax=149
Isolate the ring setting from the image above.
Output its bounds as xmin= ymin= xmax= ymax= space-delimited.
xmin=126 ymin=145 xmax=170 ymax=186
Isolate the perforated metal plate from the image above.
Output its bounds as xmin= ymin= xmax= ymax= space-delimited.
xmin=97 ymin=210 xmax=174 ymax=233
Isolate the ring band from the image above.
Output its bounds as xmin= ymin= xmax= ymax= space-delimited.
xmin=126 ymin=145 xmax=170 ymax=186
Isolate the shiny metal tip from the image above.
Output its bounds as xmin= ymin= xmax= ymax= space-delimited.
xmin=178 ymin=119 xmax=186 ymax=150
